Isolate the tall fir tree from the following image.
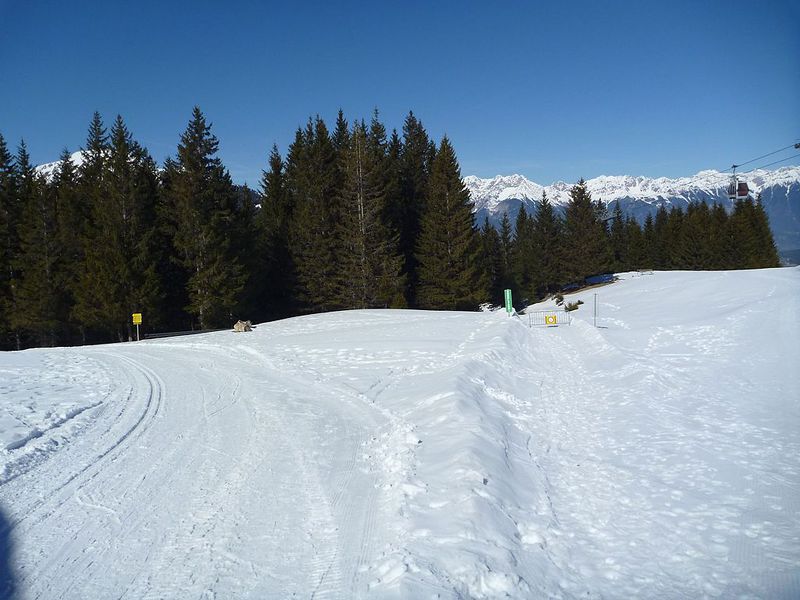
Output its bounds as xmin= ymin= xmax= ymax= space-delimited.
xmin=416 ymin=137 xmax=485 ymax=310
xmin=396 ymin=111 xmax=432 ymax=306
xmin=532 ymin=191 xmax=564 ymax=295
xmin=73 ymin=115 xmax=162 ymax=340
xmin=258 ymin=144 xmax=295 ymax=319
xmin=479 ymin=216 xmax=504 ymax=305
xmin=288 ymin=117 xmax=340 ymax=311
xmin=165 ymin=107 xmax=245 ymax=329
xmin=333 ymin=120 xmax=404 ymax=308
xmin=510 ymin=206 xmax=537 ymax=304
xmin=0 ymin=133 xmax=20 ymax=349
xmin=562 ymin=179 xmax=608 ymax=282
xmin=11 ymin=142 xmax=64 ymax=346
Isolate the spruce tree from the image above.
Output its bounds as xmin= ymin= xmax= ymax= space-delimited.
xmin=11 ymin=142 xmax=63 ymax=346
xmin=562 ymin=179 xmax=608 ymax=282
xmin=0 ymin=134 xmax=19 ymax=349
xmin=396 ymin=111 xmax=432 ymax=306
xmin=624 ymin=216 xmax=647 ymax=270
xmin=258 ymin=144 xmax=295 ymax=318
xmin=609 ymin=202 xmax=626 ymax=272
xmin=416 ymin=137 xmax=485 ymax=310
xmin=74 ymin=116 xmax=162 ymax=340
xmin=52 ymin=149 xmax=85 ymax=342
xmin=511 ymin=206 xmax=537 ymax=304
xmin=333 ymin=120 xmax=404 ymax=308
xmin=288 ymin=117 xmax=340 ymax=311
xmin=165 ymin=107 xmax=245 ymax=329
xmin=479 ymin=216 xmax=503 ymax=305
xmin=532 ymin=191 xmax=563 ymax=295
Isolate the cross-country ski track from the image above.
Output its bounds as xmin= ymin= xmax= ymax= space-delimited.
xmin=1 ymin=268 xmax=798 ymax=599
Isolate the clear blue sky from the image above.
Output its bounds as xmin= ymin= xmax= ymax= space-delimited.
xmin=1 ymin=0 xmax=798 ymax=185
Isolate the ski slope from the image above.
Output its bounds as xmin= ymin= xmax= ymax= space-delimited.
xmin=0 ymin=268 xmax=798 ymax=599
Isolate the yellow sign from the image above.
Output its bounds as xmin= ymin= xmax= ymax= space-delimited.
xmin=132 ymin=313 xmax=142 ymax=325
xmin=545 ymin=314 xmax=557 ymax=325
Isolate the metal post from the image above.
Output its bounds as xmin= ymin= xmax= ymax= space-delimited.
xmin=593 ymin=293 xmax=598 ymax=327
xmin=136 ymin=323 xmax=140 ymax=341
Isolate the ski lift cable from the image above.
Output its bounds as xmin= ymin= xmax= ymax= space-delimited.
xmin=738 ymin=152 xmax=800 ymax=176
xmin=673 ymin=141 xmax=799 ymax=191
xmin=731 ymin=143 xmax=798 ymax=169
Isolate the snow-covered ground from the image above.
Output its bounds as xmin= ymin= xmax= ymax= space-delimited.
xmin=0 ymin=268 xmax=798 ymax=599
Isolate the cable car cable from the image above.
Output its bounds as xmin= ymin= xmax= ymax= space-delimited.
xmin=732 ymin=143 xmax=798 ymax=169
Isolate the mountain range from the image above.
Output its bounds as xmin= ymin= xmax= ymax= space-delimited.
xmin=464 ymin=167 xmax=800 ymax=262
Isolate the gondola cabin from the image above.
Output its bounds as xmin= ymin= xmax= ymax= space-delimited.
xmin=728 ymin=177 xmax=750 ymax=201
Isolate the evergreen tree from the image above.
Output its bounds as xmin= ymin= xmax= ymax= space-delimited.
xmin=165 ymin=107 xmax=245 ymax=329
xmin=73 ymin=116 xmax=162 ymax=340
xmin=479 ymin=217 xmax=503 ymax=305
xmin=678 ymin=202 xmax=713 ymax=269
xmin=0 ymin=133 xmax=20 ymax=349
xmin=396 ymin=111 xmax=432 ymax=306
xmin=562 ymin=179 xmax=608 ymax=282
xmin=333 ymin=121 xmax=404 ymax=308
xmin=608 ymin=202 xmax=627 ymax=272
xmin=532 ymin=191 xmax=563 ymax=295
xmin=288 ymin=117 xmax=340 ymax=311
xmin=52 ymin=149 xmax=85 ymax=342
xmin=10 ymin=142 xmax=63 ymax=346
xmin=651 ymin=206 xmax=669 ymax=269
xmin=416 ymin=137 xmax=485 ymax=310
xmin=258 ymin=144 xmax=294 ymax=318
xmin=511 ymin=206 xmax=537 ymax=304
xmin=624 ymin=216 xmax=647 ymax=270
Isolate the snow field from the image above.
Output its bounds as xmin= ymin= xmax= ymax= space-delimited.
xmin=0 ymin=267 xmax=798 ymax=598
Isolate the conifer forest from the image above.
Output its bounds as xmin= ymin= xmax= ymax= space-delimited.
xmin=0 ymin=108 xmax=780 ymax=350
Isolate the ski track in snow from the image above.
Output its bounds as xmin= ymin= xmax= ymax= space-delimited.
xmin=0 ymin=268 xmax=799 ymax=598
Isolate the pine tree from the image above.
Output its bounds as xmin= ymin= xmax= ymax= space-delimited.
xmin=396 ymin=111 xmax=432 ymax=306
xmin=678 ymin=202 xmax=713 ymax=269
xmin=10 ymin=142 xmax=63 ymax=346
xmin=624 ymin=216 xmax=647 ymax=270
xmin=416 ymin=137 xmax=485 ymax=310
xmin=532 ymin=191 xmax=563 ymax=295
xmin=165 ymin=107 xmax=245 ymax=329
xmin=479 ymin=217 xmax=503 ymax=305
xmin=510 ymin=206 xmax=537 ymax=304
xmin=73 ymin=115 xmax=162 ymax=340
xmin=288 ymin=117 xmax=340 ymax=311
xmin=52 ymin=149 xmax=85 ymax=342
xmin=333 ymin=120 xmax=404 ymax=308
xmin=651 ymin=205 xmax=669 ymax=269
xmin=258 ymin=144 xmax=294 ymax=319
xmin=608 ymin=202 xmax=626 ymax=272
xmin=562 ymin=179 xmax=607 ymax=282
xmin=0 ymin=133 xmax=20 ymax=349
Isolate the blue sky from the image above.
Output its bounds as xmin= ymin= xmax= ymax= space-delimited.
xmin=1 ymin=0 xmax=798 ymax=185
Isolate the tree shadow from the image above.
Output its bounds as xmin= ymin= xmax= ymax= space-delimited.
xmin=0 ymin=505 xmax=16 ymax=600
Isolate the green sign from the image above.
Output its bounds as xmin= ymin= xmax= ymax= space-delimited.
xmin=504 ymin=289 xmax=512 ymax=313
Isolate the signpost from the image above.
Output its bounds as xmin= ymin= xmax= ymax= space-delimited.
xmin=132 ymin=313 xmax=142 ymax=341
xmin=504 ymin=289 xmax=513 ymax=315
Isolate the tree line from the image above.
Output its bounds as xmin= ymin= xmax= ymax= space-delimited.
xmin=0 ymin=108 xmax=780 ymax=350
xmin=485 ymin=181 xmax=780 ymax=307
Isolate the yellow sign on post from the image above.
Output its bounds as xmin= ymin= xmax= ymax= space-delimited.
xmin=132 ymin=313 xmax=142 ymax=342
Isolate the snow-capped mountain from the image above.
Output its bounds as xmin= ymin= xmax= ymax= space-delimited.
xmin=465 ymin=166 xmax=800 ymax=257
xmin=34 ymin=150 xmax=85 ymax=180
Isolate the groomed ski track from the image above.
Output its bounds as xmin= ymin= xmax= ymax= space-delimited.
xmin=1 ymin=268 xmax=798 ymax=598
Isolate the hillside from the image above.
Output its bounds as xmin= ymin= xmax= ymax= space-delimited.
xmin=1 ymin=268 xmax=798 ymax=598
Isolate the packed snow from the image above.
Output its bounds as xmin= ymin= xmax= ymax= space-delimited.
xmin=0 ymin=268 xmax=798 ymax=598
